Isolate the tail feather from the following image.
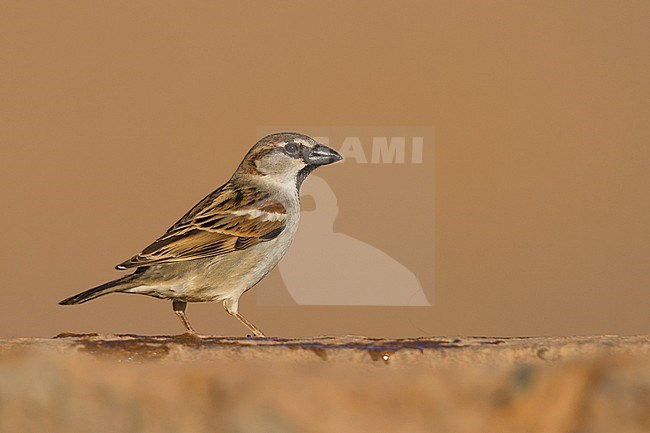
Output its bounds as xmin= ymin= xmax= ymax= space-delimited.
xmin=59 ymin=275 xmax=139 ymax=305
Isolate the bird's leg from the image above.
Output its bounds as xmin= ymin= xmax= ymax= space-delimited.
xmin=234 ymin=312 xmax=266 ymax=337
xmin=223 ymin=298 xmax=266 ymax=337
xmin=172 ymin=300 xmax=196 ymax=334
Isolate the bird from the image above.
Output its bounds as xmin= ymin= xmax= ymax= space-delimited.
xmin=59 ymin=132 xmax=343 ymax=337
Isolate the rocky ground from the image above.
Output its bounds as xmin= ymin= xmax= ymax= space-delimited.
xmin=0 ymin=334 xmax=648 ymax=433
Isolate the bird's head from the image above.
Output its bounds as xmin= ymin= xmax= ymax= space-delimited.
xmin=235 ymin=132 xmax=343 ymax=189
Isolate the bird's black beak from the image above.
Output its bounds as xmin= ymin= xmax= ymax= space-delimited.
xmin=303 ymin=144 xmax=343 ymax=166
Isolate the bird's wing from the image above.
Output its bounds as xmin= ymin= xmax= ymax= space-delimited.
xmin=116 ymin=184 xmax=287 ymax=269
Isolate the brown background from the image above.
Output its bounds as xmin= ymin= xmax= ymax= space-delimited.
xmin=1 ymin=1 xmax=649 ymax=338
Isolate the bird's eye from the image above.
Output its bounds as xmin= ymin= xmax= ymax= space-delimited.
xmin=284 ymin=142 xmax=299 ymax=155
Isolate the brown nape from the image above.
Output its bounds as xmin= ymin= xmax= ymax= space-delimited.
xmin=236 ymin=146 xmax=277 ymax=176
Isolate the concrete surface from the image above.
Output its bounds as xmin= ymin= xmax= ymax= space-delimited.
xmin=0 ymin=334 xmax=648 ymax=433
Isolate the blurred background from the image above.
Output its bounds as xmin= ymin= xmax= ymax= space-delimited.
xmin=1 ymin=1 xmax=649 ymax=338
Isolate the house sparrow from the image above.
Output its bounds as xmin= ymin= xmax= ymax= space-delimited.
xmin=59 ymin=132 xmax=343 ymax=336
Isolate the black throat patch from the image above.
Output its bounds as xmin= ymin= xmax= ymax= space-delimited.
xmin=296 ymin=165 xmax=317 ymax=190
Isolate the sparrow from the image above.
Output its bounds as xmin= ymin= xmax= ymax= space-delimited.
xmin=59 ymin=132 xmax=343 ymax=336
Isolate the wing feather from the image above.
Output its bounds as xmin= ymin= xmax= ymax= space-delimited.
xmin=116 ymin=184 xmax=287 ymax=269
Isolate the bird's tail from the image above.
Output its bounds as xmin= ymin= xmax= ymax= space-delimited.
xmin=59 ymin=274 xmax=140 ymax=305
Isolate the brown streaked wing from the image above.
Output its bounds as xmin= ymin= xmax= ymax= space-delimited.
xmin=116 ymin=184 xmax=287 ymax=269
